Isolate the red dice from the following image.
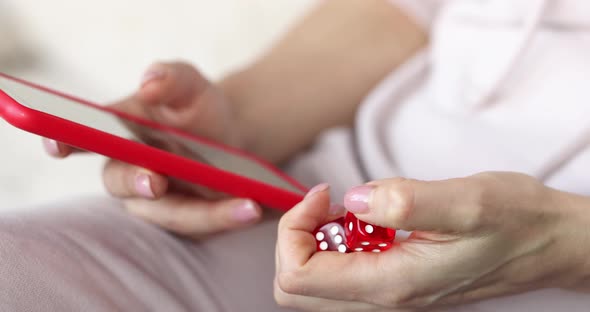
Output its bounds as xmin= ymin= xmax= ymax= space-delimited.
xmin=344 ymin=212 xmax=395 ymax=252
xmin=313 ymin=217 xmax=349 ymax=253
xmin=313 ymin=213 xmax=396 ymax=253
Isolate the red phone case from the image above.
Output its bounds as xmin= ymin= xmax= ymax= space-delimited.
xmin=0 ymin=72 xmax=307 ymax=211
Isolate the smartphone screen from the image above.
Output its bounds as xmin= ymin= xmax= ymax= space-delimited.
xmin=0 ymin=75 xmax=304 ymax=195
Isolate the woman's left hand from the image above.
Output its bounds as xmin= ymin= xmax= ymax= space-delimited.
xmin=274 ymin=172 xmax=590 ymax=311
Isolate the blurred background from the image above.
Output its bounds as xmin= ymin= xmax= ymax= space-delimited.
xmin=0 ymin=0 xmax=314 ymax=211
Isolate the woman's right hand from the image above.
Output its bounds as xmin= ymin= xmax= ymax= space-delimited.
xmin=42 ymin=62 xmax=264 ymax=239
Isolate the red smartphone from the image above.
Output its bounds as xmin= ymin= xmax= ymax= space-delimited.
xmin=0 ymin=72 xmax=307 ymax=211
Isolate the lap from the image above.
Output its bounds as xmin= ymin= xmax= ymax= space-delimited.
xmin=0 ymin=196 xmax=291 ymax=311
xmin=2 ymin=196 xmax=589 ymax=312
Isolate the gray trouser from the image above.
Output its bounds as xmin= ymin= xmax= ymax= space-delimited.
xmin=1 ymin=197 xmax=590 ymax=312
xmin=0 ymin=196 xmax=291 ymax=312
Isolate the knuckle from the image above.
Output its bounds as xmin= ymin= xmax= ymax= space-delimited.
xmin=159 ymin=216 xmax=187 ymax=233
xmin=380 ymin=287 xmax=418 ymax=309
xmin=459 ymin=172 xmax=513 ymax=229
xmin=375 ymin=263 xmax=420 ymax=307
xmin=122 ymin=200 xmax=145 ymax=219
xmin=124 ymin=201 xmax=192 ymax=235
xmin=378 ymin=179 xmax=415 ymax=227
xmin=148 ymin=61 xmax=168 ymax=71
xmin=276 ymin=271 xmax=304 ymax=296
xmin=101 ymin=163 xmax=120 ymax=196
xmin=181 ymin=205 xmax=229 ymax=236
xmin=277 ymin=210 xmax=295 ymax=234
xmin=172 ymin=61 xmax=198 ymax=73
xmin=163 ymin=215 xmax=203 ymax=237
xmin=170 ymin=212 xmax=209 ymax=236
xmin=277 ymin=215 xmax=289 ymax=233
xmin=467 ymin=172 xmax=547 ymax=227
xmin=383 ymin=177 xmax=408 ymax=184
xmin=273 ymin=280 xmax=296 ymax=308
xmin=101 ymin=178 xmax=117 ymax=196
xmin=454 ymin=176 xmax=490 ymax=230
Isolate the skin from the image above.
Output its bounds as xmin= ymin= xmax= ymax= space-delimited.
xmin=275 ymin=174 xmax=590 ymax=311
xmin=41 ymin=0 xmax=590 ymax=309
xmin=44 ymin=0 xmax=426 ymax=237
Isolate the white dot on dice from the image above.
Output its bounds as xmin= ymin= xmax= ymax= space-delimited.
xmin=348 ymin=222 xmax=353 ymax=231
xmin=361 ymin=241 xmax=370 ymax=246
xmin=338 ymin=244 xmax=347 ymax=253
xmin=315 ymin=232 xmax=325 ymax=241
xmin=330 ymin=226 xmax=339 ymax=235
xmin=365 ymin=224 xmax=374 ymax=234
xmin=372 ymin=249 xmax=381 ymax=253
xmin=355 ymin=247 xmax=364 ymax=252
xmin=319 ymin=241 xmax=328 ymax=250
xmin=378 ymin=243 xmax=388 ymax=247
xmin=334 ymin=235 xmax=343 ymax=244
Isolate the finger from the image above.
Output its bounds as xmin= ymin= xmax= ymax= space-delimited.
xmin=137 ymin=62 xmax=208 ymax=109
xmin=277 ymin=246 xmax=392 ymax=303
xmin=124 ymin=195 xmax=262 ymax=236
xmin=102 ymin=159 xmax=169 ymax=199
xmin=273 ymin=277 xmax=381 ymax=311
xmin=276 ymin=183 xmax=374 ymax=300
xmin=136 ymin=62 xmax=214 ymax=132
xmin=135 ymin=62 xmax=232 ymax=142
xmin=343 ymin=177 xmax=481 ymax=232
xmin=42 ymin=138 xmax=84 ymax=158
xmin=277 ymin=183 xmax=332 ymax=272
xmin=104 ymin=62 xmax=209 ymax=129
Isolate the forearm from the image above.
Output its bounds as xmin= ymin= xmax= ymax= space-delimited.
xmin=219 ymin=0 xmax=426 ymax=164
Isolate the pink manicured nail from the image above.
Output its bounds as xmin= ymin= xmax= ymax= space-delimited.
xmin=140 ymin=70 xmax=165 ymax=88
xmin=305 ymin=183 xmax=330 ymax=199
xmin=135 ymin=174 xmax=155 ymax=198
xmin=232 ymin=200 xmax=260 ymax=223
xmin=344 ymin=185 xmax=374 ymax=213
xmin=43 ymin=139 xmax=61 ymax=156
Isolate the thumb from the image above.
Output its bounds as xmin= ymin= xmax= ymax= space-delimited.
xmin=343 ymin=177 xmax=478 ymax=232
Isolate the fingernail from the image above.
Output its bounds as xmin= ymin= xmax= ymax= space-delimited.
xmin=135 ymin=173 xmax=155 ymax=198
xmin=329 ymin=203 xmax=345 ymax=215
xmin=305 ymin=183 xmax=330 ymax=199
xmin=140 ymin=69 xmax=165 ymax=88
xmin=344 ymin=185 xmax=374 ymax=214
xmin=43 ymin=139 xmax=61 ymax=156
xmin=232 ymin=200 xmax=260 ymax=223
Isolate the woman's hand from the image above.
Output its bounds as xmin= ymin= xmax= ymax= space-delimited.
xmin=275 ymin=172 xmax=590 ymax=311
xmin=41 ymin=0 xmax=426 ymax=240
xmin=43 ymin=62 xmax=263 ymax=239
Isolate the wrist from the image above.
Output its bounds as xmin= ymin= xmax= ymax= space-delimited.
xmin=549 ymin=189 xmax=590 ymax=291
xmin=217 ymin=67 xmax=297 ymax=165
xmin=217 ymin=70 xmax=262 ymax=156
